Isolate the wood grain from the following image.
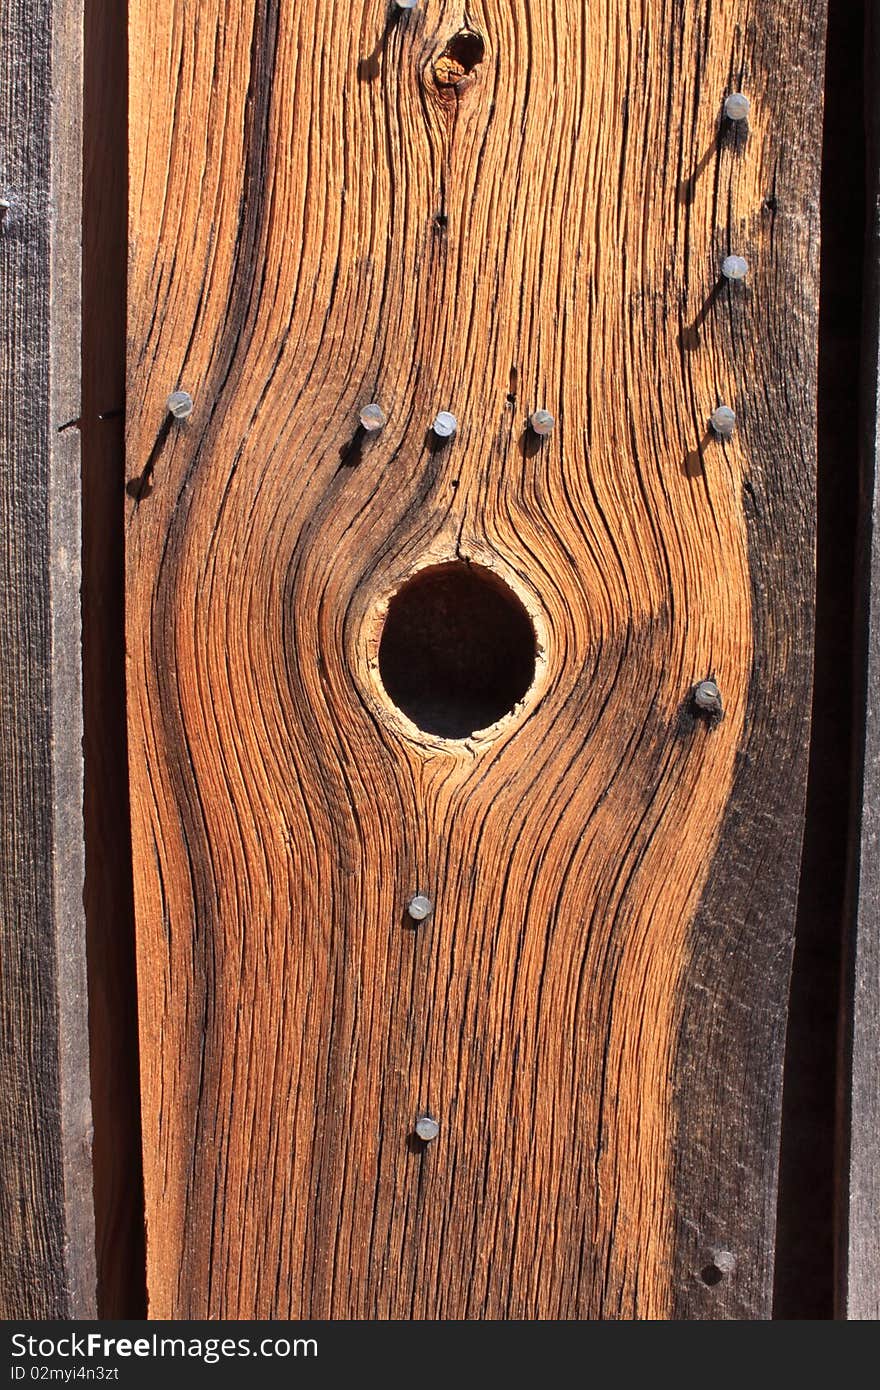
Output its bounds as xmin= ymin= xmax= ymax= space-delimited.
xmin=127 ymin=1 xmax=825 ymax=1318
xmin=839 ymin=0 xmax=880 ymax=1322
xmin=0 ymin=0 xmax=95 ymax=1318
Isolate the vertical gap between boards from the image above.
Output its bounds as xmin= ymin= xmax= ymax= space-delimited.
xmin=773 ymin=0 xmax=865 ymax=1321
xmin=82 ymin=0 xmax=146 ymax=1317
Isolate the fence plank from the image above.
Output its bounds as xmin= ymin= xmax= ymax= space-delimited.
xmin=0 ymin=0 xmax=95 ymax=1318
xmin=127 ymin=0 xmax=826 ymax=1317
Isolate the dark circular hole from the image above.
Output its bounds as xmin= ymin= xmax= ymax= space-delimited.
xmin=445 ymin=30 xmax=485 ymax=73
xmin=378 ymin=564 xmax=536 ymax=738
xmin=700 ymin=1264 xmax=724 ymax=1287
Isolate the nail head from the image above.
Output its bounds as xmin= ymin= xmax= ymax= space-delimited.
xmin=167 ymin=389 xmax=193 ymax=420
xmin=709 ymin=405 xmax=736 ymax=439
xmin=432 ymin=411 xmax=457 ymax=439
xmin=407 ymin=894 xmax=433 ymax=922
xmin=360 ymin=403 xmax=386 ymax=433
xmin=396 ymin=0 xmax=419 ymax=8
xmin=711 ymin=1249 xmax=737 ymax=1275
xmin=721 ymin=255 xmax=749 ymax=282
xmin=693 ymin=679 xmax=724 ymax=720
xmin=724 ymin=93 xmax=751 ymax=123
xmin=415 ymin=1114 xmax=440 ymax=1142
xmin=529 ymin=409 xmax=555 ymax=437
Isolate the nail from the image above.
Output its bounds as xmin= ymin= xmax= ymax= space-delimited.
xmin=167 ymin=390 xmax=194 ymax=420
xmin=721 ymin=255 xmax=749 ymax=282
xmin=709 ymin=1249 xmax=737 ymax=1275
xmin=692 ymin=679 xmax=724 ymax=721
xmin=529 ymin=409 xmax=555 ymax=437
xmin=359 ymin=403 xmax=386 ymax=433
xmin=701 ymin=1248 xmax=736 ymax=1285
xmin=415 ymin=1114 xmax=440 ymax=1142
xmin=407 ymin=894 xmax=433 ymax=922
xmin=432 ymin=411 xmax=457 ymax=440
xmin=709 ymin=405 xmax=736 ymax=439
xmin=724 ymin=93 xmax=750 ymax=123
xmin=396 ymin=0 xmax=419 ymax=9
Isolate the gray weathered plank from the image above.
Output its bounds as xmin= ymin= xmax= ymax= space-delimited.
xmin=671 ymin=4 xmax=827 ymax=1318
xmin=0 ymin=1 xmax=95 ymax=1318
xmin=839 ymin=0 xmax=880 ymax=1324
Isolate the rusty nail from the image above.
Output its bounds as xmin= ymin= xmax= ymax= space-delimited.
xmin=693 ymin=679 xmax=724 ymax=721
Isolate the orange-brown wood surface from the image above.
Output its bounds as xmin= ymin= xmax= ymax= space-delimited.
xmin=127 ymin=1 xmax=826 ymax=1317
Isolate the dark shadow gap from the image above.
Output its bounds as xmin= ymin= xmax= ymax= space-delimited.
xmin=835 ymin=0 xmax=880 ymax=1321
xmin=773 ymin=0 xmax=865 ymax=1321
xmin=82 ymin=0 xmax=146 ymax=1316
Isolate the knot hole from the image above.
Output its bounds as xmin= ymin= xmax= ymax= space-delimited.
xmin=378 ymin=563 xmax=536 ymax=739
xmin=433 ymin=29 xmax=485 ymax=90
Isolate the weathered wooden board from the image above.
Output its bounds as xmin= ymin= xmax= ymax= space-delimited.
xmin=0 ymin=1 xmax=95 ymax=1318
xmin=839 ymin=0 xmax=880 ymax=1323
xmin=127 ymin=1 xmax=825 ymax=1317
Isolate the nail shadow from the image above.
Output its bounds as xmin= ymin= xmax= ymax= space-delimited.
xmin=720 ymin=113 xmax=750 ymax=157
xmin=338 ymin=424 xmax=367 ymax=469
xmin=402 ymin=907 xmax=429 ymax=934
xmin=424 ymin=427 xmax=454 ymax=457
xmin=358 ymin=6 xmax=404 ymax=83
xmin=675 ymin=701 xmax=699 ymax=740
xmin=126 ymin=476 xmax=152 ymax=501
xmin=679 ymin=279 xmax=724 ymax=353
xmin=126 ymin=414 xmax=172 ymax=501
xmin=406 ymin=1131 xmax=429 ymax=1155
xmin=517 ymin=424 xmax=545 ymax=461
xmin=678 ymin=112 xmax=748 ymax=207
xmin=683 ymin=427 xmax=714 ymax=479
xmin=679 ymin=139 xmax=719 ymax=208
